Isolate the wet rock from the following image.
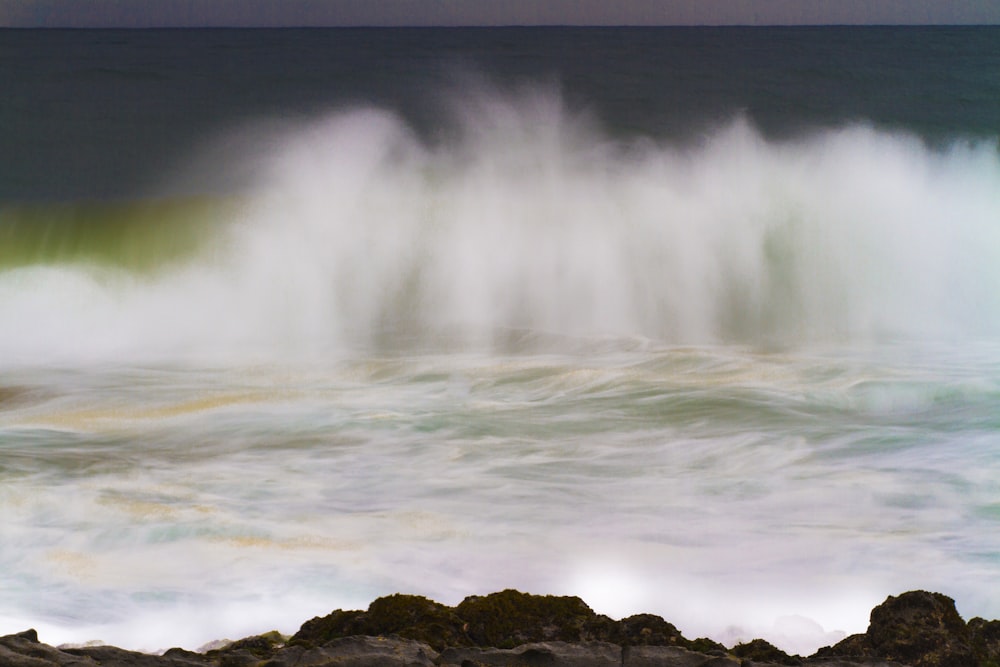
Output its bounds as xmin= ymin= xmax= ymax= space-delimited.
xmin=438 ymin=640 xmax=620 ymax=667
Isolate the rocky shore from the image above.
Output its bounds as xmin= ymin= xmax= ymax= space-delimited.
xmin=3 ymin=590 xmax=998 ymax=667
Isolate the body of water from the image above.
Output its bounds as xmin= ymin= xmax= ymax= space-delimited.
xmin=2 ymin=26 xmax=1000 ymax=655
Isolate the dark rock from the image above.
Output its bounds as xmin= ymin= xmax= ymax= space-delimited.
xmin=439 ymin=640 xmax=620 ymax=667
xmin=970 ymin=617 xmax=1000 ymax=667
xmin=363 ymin=594 xmax=470 ymax=650
xmin=814 ymin=591 xmax=975 ymax=667
xmin=455 ymin=590 xmax=619 ymax=649
xmin=0 ymin=632 xmax=209 ymax=667
xmin=65 ymin=644 xmax=209 ymax=666
xmin=0 ymin=646 xmax=66 ymax=667
xmin=274 ymin=635 xmax=438 ymax=667
xmin=812 ymin=633 xmax=868 ymax=661
xmin=222 ymin=630 xmax=285 ymax=655
xmin=291 ymin=589 xmax=728 ymax=656
xmin=455 ymin=590 xmax=618 ymax=648
xmin=0 ymin=632 xmax=96 ymax=666
xmin=162 ymin=648 xmax=207 ymax=660
xmin=623 ymin=645 xmax=740 ymax=666
xmin=293 ymin=608 xmax=368 ymax=646
xmin=618 ymin=613 xmax=689 ymax=647
xmin=5 ymin=589 xmax=1000 ymax=667
xmin=688 ymin=637 xmax=728 ymax=654
xmin=292 ymin=594 xmax=470 ymax=652
xmin=256 ymin=643 xmax=308 ymax=666
xmin=867 ymin=590 xmax=972 ymax=666
xmin=731 ymin=638 xmax=801 ymax=665
xmin=292 ymin=589 xmax=721 ymax=655
xmin=16 ymin=630 xmax=40 ymax=643
xmin=803 ymin=662 xmax=906 ymax=667
xmin=214 ymin=648 xmax=259 ymax=667
xmin=204 ymin=629 xmax=286 ymax=665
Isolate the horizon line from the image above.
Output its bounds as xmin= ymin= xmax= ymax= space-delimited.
xmin=3 ymin=22 xmax=998 ymax=29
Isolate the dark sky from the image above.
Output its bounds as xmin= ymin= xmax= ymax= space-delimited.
xmin=4 ymin=0 xmax=1000 ymax=28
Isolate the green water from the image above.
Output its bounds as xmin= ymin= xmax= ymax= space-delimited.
xmin=0 ymin=198 xmax=229 ymax=272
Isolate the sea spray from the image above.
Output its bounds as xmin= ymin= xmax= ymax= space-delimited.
xmin=5 ymin=88 xmax=998 ymax=364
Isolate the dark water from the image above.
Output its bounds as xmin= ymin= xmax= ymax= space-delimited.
xmin=3 ymin=27 xmax=999 ymax=201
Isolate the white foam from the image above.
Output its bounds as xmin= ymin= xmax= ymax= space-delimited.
xmin=3 ymin=89 xmax=999 ymax=365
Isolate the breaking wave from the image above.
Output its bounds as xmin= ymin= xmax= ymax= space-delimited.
xmin=3 ymin=87 xmax=999 ymax=364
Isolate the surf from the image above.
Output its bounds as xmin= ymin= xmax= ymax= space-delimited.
xmin=2 ymin=86 xmax=999 ymax=366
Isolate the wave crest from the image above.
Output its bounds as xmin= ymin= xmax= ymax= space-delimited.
xmin=3 ymin=88 xmax=1000 ymax=363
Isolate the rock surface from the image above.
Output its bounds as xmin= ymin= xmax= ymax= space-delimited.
xmin=2 ymin=589 xmax=999 ymax=667
xmin=814 ymin=591 xmax=982 ymax=667
xmin=439 ymin=640 xmax=622 ymax=667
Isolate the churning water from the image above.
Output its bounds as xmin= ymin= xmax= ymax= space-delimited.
xmin=2 ymin=26 xmax=1000 ymax=656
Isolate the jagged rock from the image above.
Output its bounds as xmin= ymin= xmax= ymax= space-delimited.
xmin=291 ymin=589 xmax=728 ymax=656
xmin=203 ymin=629 xmax=286 ymax=665
xmin=867 ymin=590 xmax=973 ymax=666
xmin=731 ymin=638 xmax=801 ymax=665
xmin=4 ymin=589 xmax=1000 ymax=667
xmin=455 ymin=590 xmax=620 ymax=648
xmin=688 ymin=637 xmax=729 ymax=654
xmin=220 ymin=630 xmax=285 ymax=655
xmin=617 ymin=613 xmax=690 ymax=647
xmin=816 ymin=590 xmax=975 ymax=667
xmin=970 ymin=617 xmax=1000 ymax=667
xmin=292 ymin=594 xmax=470 ymax=651
xmin=813 ymin=633 xmax=867 ymax=661
xmin=293 ymin=608 xmax=368 ymax=645
xmin=438 ymin=640 xmax=620 ymax=667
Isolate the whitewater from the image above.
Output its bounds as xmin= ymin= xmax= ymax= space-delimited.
xmin=4 ymin=89 xmax=999 ymax=361
xmin=3 ymin=27 xmax=1000 ymax=658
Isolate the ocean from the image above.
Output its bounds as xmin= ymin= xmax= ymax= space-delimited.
xmin=2 ymin=26 xmax=1000 ymax=656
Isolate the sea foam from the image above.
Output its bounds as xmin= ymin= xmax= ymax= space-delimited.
xmin=2 ymin=87 xmax=999 ymax=364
